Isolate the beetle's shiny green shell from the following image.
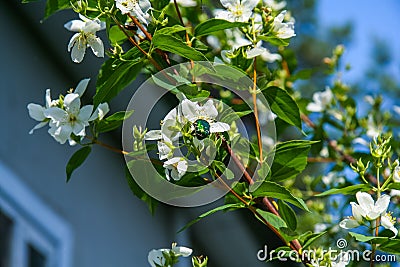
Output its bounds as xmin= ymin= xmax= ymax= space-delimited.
xmin=193 ymin=119 xmax=210 ymax=140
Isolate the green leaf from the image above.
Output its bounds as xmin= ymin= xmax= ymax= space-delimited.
xmin=278 ymin=200 xmax=297 ymax=230
xmin=96 ymin=110 xmax=134 ymax=133
xmin=94 ymin=44 xmax=147 ymax=106
xmin=194 ymin=19 xmax=248 ymax=37
xmin=44 ymin=0 xmax=71 ymax=18
xmin=379 ymin=239 xmax=400 ymax=255
xmin=316 ymin=184 xmax=371 ymax=197
xmin=268 ymin=140 xmax=315 ymax=182
xmin=302 ymin=231 xmax=327 ymax=249
xmin=157 ymin=25 xmax=187 ymax=35
xmin=152 ymin=34 xmax=207 ymax=61
xmin=255 ymin=209 xmax=287 ymax=230
xmin=348 ymin=232 xmax=389 ymax=244
xmin=66 ymin=146 xmax=92 ymax=182
xmin=258 ymin=35 xmax=290 ymax=46
xmin=109 ymin=25 xmax=128 ymax=45
xmin=262 ymin=86 xmax=301 ymax=130
xmin=252 ymin=181 xmax=309 ymax=211
xmin=125 ymin=167 xmax=158 ymax=215
xmin=178 ymin=203 xmax=245 ymax=233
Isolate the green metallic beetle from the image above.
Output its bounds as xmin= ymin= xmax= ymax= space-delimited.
xmin=193 ymin=119 xmax=211 ymax=140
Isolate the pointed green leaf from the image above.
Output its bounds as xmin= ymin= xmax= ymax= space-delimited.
xmin=94 ymin=43 xmax=147 ymax=106
xmin=194 ymin=19 xmax=248 ymax=37
xmin=302 ymin=231 xmax=327 ymax=249
xmin=378 ymin=239 xmax=400 ymax=255
xmin=66 ymin=146 xmax=92 ymax=182
xmin=44 ymin=0 xmax=71 ymax=18
xmin=125 ymin=167 xmax=158 ymax=215
xmin=278 ymin=200 xmax=297 ymax=230
xmin=178 ymin=203 xmax=245 ymax=233
xmin=262 ymin=86 xmax=301 ymax=130
xmin=252 ymin=181 xmax=309 ymax=211
xmin=255 ymin=209 xmax=287 ymax=230
xmin=268 ymin=140 xmax=315 ymax=182
xmin=96 ymin=110 xmax=134 ymax=133
xmin=316 ymin=184 xmax=371 ymax=197
xmin=152 ymin=34 xmax=207 ymax=61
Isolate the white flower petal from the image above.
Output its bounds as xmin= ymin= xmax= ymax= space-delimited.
xmin=306 ymin=102 xmax=323 ymax=113
xmin=210 ymin=122 xmax=230 ymax=133
xmin=356 ymin=192 xmax=375 ymax=213
xmin=181 ymin=99 xmax=199 ymax=122
xmin=374 ymin=194 xmax=390 ymax=215
xmin=64 ymin=94 xmax=81 ymax=115
xmin=88 ymin=36 xmax=104 ymax=58
xmin=147 ymin=249 xmax=168 ymax=267
xmin=381 ymin=214 xmax=398 ymax=238
xmin=78 ymin=105 xmax=94 ymax=122
xmin=339 ymin=218 xmax=360 ymax=229
xmin=351 ymin=202 xmax=365 ymax=222
xmin=74 ymin=78 xmax=90 ymax=97
xmin=172 ymin=246 xmax=192 ymax=257
xmin=29 ymin=121 xmax=48 ymax=134
xmin=70 ymin=37 xmax=86 ymax=63
xmin=72 ymin=121 xmax=87 ymax=136
xmin=89 ymin=102 xmax=109 ymax=121
xmin=201 ymin=100 xmax=218 ymax=119
xmin=44 ymin=107 xmax=68 ymax=123
xmin=64 ymin=20 xmax=85 ymax=32
xmin=27 ymin=103 xmax=46 ymax=121
xmin=144 ymin=130 xmax=162 ymax=140
xmin=45 ymin=89 xmax=52 ymax=108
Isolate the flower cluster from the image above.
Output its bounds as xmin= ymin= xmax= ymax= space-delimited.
xmin=27 ymin=79 xmax=109 ymax=145
xmin=339 ymin=192 xmax=398 ymax=237
xmin=144 ymin=98 xmax=230 ymax=181
xmin=215 ymin=0 xmax=295 ymax=64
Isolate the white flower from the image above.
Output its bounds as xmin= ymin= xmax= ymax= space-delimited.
xmin=313 ymin=223 xmax=328 ymax=233
xmin=306 ymin=87 xmax=333 ymax=113
xmin=163 ymin=157 xmax=188 ymax=181
xmin=272 ymin=10 xmax=296 ymax=39
xmin=64 ymin=15 xmax=106 ymax=63
xmin=148 ymin=243 xmax=192 ymax=267
xmin=366 ymin=115 xmax=380 ymax=139
xmin=116 ymin=0 xmax=152 ymax=25
xmin=89 ymin=102 xmax=110 ymax=121
xmin=27 ymin=89 xmax=55 ymax=134
xmin=352 ymin=137 xmax=369 ymax=147
xmin=215 ymin=0 xmax=259 ymax=22
xmin=181 ymin=99 xmax=230 ymax=134
xmin=364 ymin=95 xmax=374 ymax=105
xmin=332 ymin=252 xmax=350 ymax=267
xmin=171 ymin=0 xmax=197 ymax=7
xmin=263 ymin=0 xmax=286 ymax=10
xmin=245 ymin=43 xmax=282 ymax=62
xmin=393 ymin=105 xmax=400 ymax=116
xmin=381 ymin=212 xmax=398 ymax=238
xmin=340 ymin=192 xmax=390 ymax=229
xmin=393 ymin=164 xmax=400 ymax=183
xmin=45 ymin=95 xmax=93 ymax=145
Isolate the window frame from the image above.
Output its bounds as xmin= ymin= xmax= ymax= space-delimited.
xmin=0 ymin=161 xmax=73 ymax=267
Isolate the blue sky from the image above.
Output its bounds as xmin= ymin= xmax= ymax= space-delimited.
xmin=318 ymin=0 xmax=400 ymax=83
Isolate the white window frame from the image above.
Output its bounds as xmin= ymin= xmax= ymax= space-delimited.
xmin=0 ymin=161 xmax=73 ymax=267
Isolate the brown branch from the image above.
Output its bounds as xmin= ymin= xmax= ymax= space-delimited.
xmin=252 ymin=58 xmax=263 ymax=163
xmin=222 ymin=139 xmax=310 ymax=265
